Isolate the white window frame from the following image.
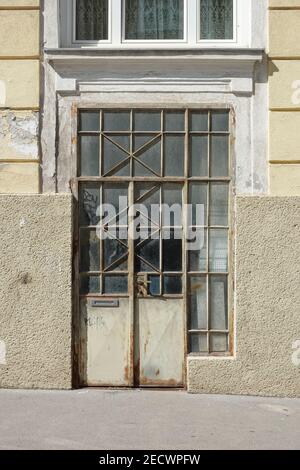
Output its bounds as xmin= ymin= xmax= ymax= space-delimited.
xmin=62 ymin=0 xmax=251 ymax=49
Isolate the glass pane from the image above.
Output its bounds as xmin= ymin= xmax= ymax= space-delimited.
xmin=189 ymin=229 xmax=207 ymax=272
xmin=76 ymin=0 xmax=108 ymax=41
xmin=200 ymin=0 xmax=234 ymax=40
xmin=210 ymin=183 xmax=229 ymax=226
xmin=190 ymin=135 xmax=208 ymax=177
xmin=164 ymin=135 xmax=184 ymax=176
xmin=79 ymin=183 xmax=100 ymax=226
xmin=79 ymin=111 xmax=100 ymax=131
xmin=162 ymin=184 xmax=182 ymax=226
xmin=134 ymin=139 xmax=161 ymax=176
xmin=103 ymin=137 xmax=129 ymax=176
xmin=104 ymin=234 xmax=128 ymax=271
xmin=80 ymin=136 xmax=99 ymax=176
xmin=136 ymin=237 xmax=160 ymax=272
xmin=211 ymin=110 xmax=229 ymax=132
xmin=164 ymin=276 xmax=182 ymax=294
xmin=103 ymin=111 xmax=130 ymax=132
xmin=125 ymin=0 xmax=184 ymax=40
xmin=134 ymin=111 xmax=161 ymax=132
xmin=103 ymin=276 xmax=128 ymax=294
xmin=189 ymin=333 xmax=208 ymax=353
xmin=163 ymin=229 xmax=182 ymax=271
xmin=80 ymin=229 xmax=100 ymax=272
xmin=189 ymin=276 xmax=207 ymax=330
xmin=210 ymin=135 xmax=229 ymax=177
xmin=209 ymin=229 xmax=228 ymax=272
xmin=190 ymin=111 xmax=208 ymax=131
xmin=135 ymin=184 xmax=160 ymax=226
xmin=103 ymin=184 xmax=128 ymax=226
xmin=189 ymin=183 xmax=207 ymax=226
xmin=210 ymin=333 xmax=228 ymax=353
xmin=164 ymin=111 xmax=185 ymax=131
xmin=80 ymin=275 xmax=100 ymax=295
xmin=210 ymin=275 xmax=228 ymax=330
xmin=134 ymin=134 xmax=158 ymax=152
xmin=149 ymin=275 xmax=161 ymax=296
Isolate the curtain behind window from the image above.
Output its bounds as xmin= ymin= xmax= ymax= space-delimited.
xmin=125 ymin=0 xmax=184 ymax=40
xmin=76 ymin=0 xmax=108 ymax=40
xmin=200 ymin=0 xmax=233 ymax=40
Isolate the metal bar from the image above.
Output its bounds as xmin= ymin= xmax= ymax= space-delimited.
xmin=133 ymin=133 xmax=161 ymax=157
xmin=103 ymin=134 xmax=131 ymax=156
xmin=128 ymin=180 xmax=135 ymax=387
xmin=131 ymin=155 xmax=161 ymax=178
xmin=102 ymin=156 xmax=131 ymax=178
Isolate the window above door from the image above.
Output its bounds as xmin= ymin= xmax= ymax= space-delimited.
xmin=61 ymin=0 xmax=251 ymax=49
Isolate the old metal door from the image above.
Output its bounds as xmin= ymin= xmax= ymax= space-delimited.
xmin=134 ymin=183 xmax=185 ymax=387
xmin=76 ymin=108 xmax=231 ymax=387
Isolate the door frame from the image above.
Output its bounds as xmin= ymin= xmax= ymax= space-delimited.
xmin=71 ymin=104 xmax=234 ymax=389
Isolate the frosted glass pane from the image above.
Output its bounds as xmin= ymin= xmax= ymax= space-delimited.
xmin=210 ymin=275 xmax=228 ymax=330
xmin=210 ymin=183 xmax=229 ymax=226
xmin=103 ymin=276 xmax=128 ymax=294
xmin=80 ymin=229 xmax=100 ymax=272
xmin=80 ymin=275 xmax=100 ymax=295
xmin=80 ymin=136 xmax=99 ymax=176
xmin=164 ymin=135 xmax=184 ymax=176
xmin=210 ymin=135 xmax=229 ymax=177
xmin=103 ymin=111 xmax=130 ymax=132
xmin=209 ymin=229 xmax=228 ymax=273
xmin=134 ymin=111 xmax=161 ymax=131
xmin=189 ymin=276 xmax=207 ymax=330
xmin=79 ymin=183 xmax=100 ymax=226
xmin=79 ymin=112 xmax=100 ymax=131
xmin=125 ymin=0 xmax=184 ymax=40
xmin=164 ymin=111 xmax=185 ymax=131
xmin=190 ymin=135 xmax=208 ymax=177
xmin=189 ymin=229 xmax=207 ymax=272
xmin=189 ymin=183 xmax=208 ymax=226
xmin=210 ymin=333 xmax=228 ymax=353
xmin=190 ymin=111 xmax=209 ymax=131
xmin=211 ymin=110 xmax=229 ymax=132
xmin=189 ymin=334 xmax=208 ymax=353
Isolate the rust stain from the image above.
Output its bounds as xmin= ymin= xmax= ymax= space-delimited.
xmin=144 ymin=337 xmax=149 ymax=354
xmin=155 ymin=369 xmax=160 ymax=377
xmin=72 ymin=136 xmax=77 ymax=146
xmin=124 ymin=366 xmax=129 ymax=383
xmin=71 ymin=104 xmax=77 ymax=116
xmin=139 ymin=376 xmax=181 ymax=388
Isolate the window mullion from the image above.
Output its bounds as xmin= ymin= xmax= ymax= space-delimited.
xmin=111 ymin=0 xmax=122 ymax=45
xmin=188 ymin=0 xmax=198 ymax=46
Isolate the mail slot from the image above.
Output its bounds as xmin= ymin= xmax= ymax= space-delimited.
xmin=90 ymin=299 xmax=120 ymax=308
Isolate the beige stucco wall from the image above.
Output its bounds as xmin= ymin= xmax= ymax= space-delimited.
xmin=269 ymin=1 xmax=300 ymax=195
xmin=0 ymin=1 xmax=40 ymax=194
xmin=188 ymin=196 xmax=300 ymax=397
xmin=0 ymin=195 xmax=73 ymax=389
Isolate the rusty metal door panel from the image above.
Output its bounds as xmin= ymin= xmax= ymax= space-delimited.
xmin=80 ymin=298 xmax=131 ymax=387
xmin=136 ymin=299 xmax=185 ymax=387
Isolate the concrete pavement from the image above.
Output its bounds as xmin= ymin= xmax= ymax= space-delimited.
xmin=0 ymin=389 xmax=299 ymax=450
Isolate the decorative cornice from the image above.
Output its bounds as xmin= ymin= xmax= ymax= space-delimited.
xmin=46 ymin=48 xmax=264 ymax=96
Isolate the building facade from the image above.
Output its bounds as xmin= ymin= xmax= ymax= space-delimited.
xmin=0 ymin=0 xmax=299 ymax=396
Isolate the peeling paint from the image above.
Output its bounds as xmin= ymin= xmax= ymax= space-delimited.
xmin=0 ymin=340 xmax=6 ymax=365
xmin=0 ymin=111 xmax=39 ymax=159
